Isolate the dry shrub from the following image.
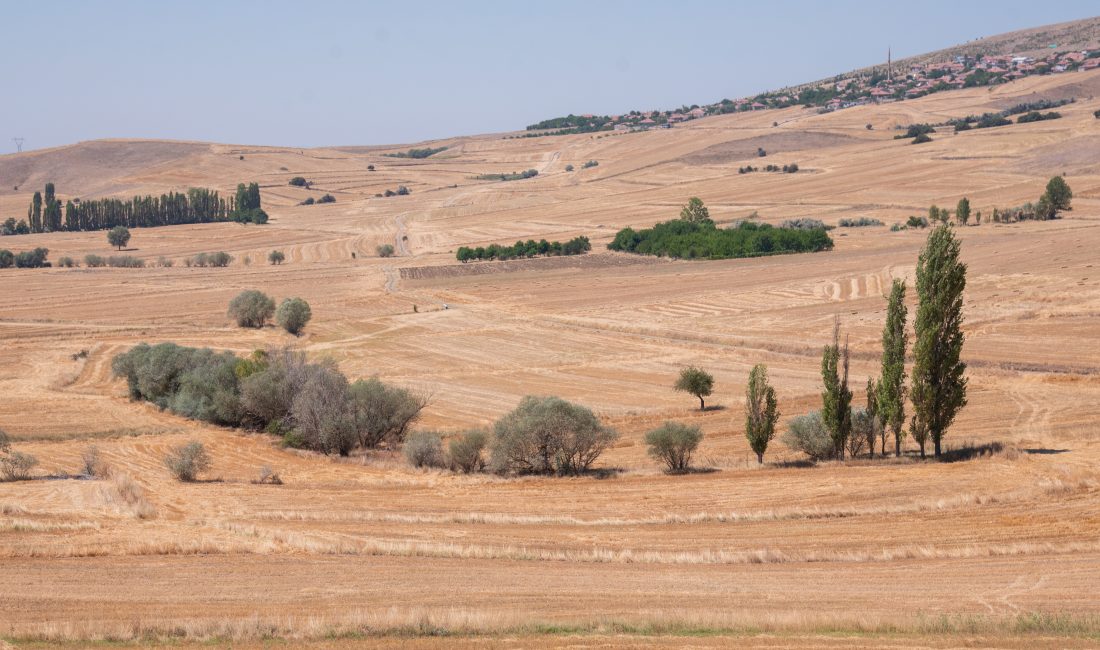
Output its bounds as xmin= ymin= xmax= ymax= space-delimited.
xmin=449 ymin=430 xmax=488 ymax=473
xmin=1 ymin=451 xmax=38 ymax=481
xmin=404 ymin=431 xmax=447 ymax=469
xmin=80 ymin=445 xmax=110 ymax=478
xmin=104 ymin=473 xmax=157 ymax=519
xmin=254 ymin=465 xmax=283 ymax=485
xmin=164 ymin=441 xmax=211 ymax=482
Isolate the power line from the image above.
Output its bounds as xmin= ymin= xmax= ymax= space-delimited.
xmin=12 ymin=137 xmax=24 ymax=153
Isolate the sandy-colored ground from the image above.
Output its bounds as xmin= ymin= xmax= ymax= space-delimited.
xmin=1 ymin=69 xmax=1100 ymax=647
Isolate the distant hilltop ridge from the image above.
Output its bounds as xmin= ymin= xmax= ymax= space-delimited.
xmin=526 ymin=15 xmax=1100 ymax=136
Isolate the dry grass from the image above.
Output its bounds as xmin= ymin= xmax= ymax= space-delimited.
xmin=99 ymin=473 xmax=157 ymax=519
xmin=6 ymin=608 xmax=1100 ymax=645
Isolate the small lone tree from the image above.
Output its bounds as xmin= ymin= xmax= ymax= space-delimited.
xmin=912 ymin=225 xmax=968 ymax=458
xmin=675 ymin=366 xmax=714 ymax=410
xmin=276 ymin=297 xmax=312 ymax=336
xmin=268 ymin=250 xmax=285 ymax=265
xmin=376 ymin=244 xmax=395 ymax=258
xmin=821 ymin=316 xmax=852 ymax=460
xmin=1042 ymin=176 xmax=1072 ymax=212
xmin=164 ymin=441 xmax=211 ymax=482
xmin=107 ymin=226 xmax=131 ymax=250
xmin=956 ymin=197 xmax=970 ymax=226
xmin=228 ymin=290 xmax=276 ymax=328
xmin=679 ymin=197 xmax=710 ymax=223
xmin=645 ymin=421 xmax=703 ymax=473
xmin=878 ymin=279 xmax=908 ymax=457
xmin=744 ymin=364 xmax=779 ymax=463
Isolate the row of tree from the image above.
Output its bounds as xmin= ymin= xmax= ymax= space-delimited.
xmin=456 ymin=236 xmax=591 ymax=262
xmin=926 ymin=177 xmax=1072 ymax=227
xmin=5 ymin=183 xmax=266 ymax=235
xmin=671 ymin=223 xmax=968 ymax=461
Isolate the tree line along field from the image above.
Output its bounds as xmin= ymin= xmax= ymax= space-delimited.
xmin=0 ymin=67 xmax=1099 ymax=647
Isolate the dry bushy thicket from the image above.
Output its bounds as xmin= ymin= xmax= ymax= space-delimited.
xmin=112 ymin=344 xmax=427 ymax=456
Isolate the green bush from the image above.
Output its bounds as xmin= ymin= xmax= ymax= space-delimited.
xmin=564 ymin=164 xmax=575 ymax=172
xmin=377 ymin=244 xmax=395 ymax=258
xmin=644 ymin=421 xmax=703 ymax=473
xmin=609 ymin=219 xmax=832 ymax=260
xmin=13 ymin=248 xmax=49 ymax=268
xmin=108 ymin=255 xmax=145 ymax=268
xmin=276 ymin=297 xmax=312 ymax=336
xmin=164 ymin=441 xmax=211 ymax=482
xmin=84 ymin=254 xmax=106 ymax=267
xmin=779 ymin=218 xmax=826 ymax=230
xmin=906 ymin=215 xmax=930 ymax=229
xmin=838 ymin=217 xmax=884 ymax=228
xmin=317 ymin=194 xmax=336 ymax=203
xmin=912 ymin=133 xmax=932 ymax=144
xmin=383 ymin=146 xmax=448 ymax=159
xmin=57 ymin=256 xmax=77 ymax=268
xmin=490 ymin=396 xmax=619 ymax=475
xmin=288 ymin=176 xmax=309 ymax=187
xmin=0 ymin=249 xmax=12 ymax=268
xmin=268 ymin=250 xmax=285 ymax=265
xmin=781 ymin=411 xmax=834 ymax=460
xmin=449 ymin=430 xmax=488 ymax=473
xmin=404 ymin=431 xmax=447 ymax=468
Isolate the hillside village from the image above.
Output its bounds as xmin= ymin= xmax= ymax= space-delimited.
xmin=528 ymin=47 xmax=1100 ymax=134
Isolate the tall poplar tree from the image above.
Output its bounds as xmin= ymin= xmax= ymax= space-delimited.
xmin=877 ymin=279 xmax=908 ymax=457
xmin=821 ymin=316 xmax=852 ymax=460
xmin=912 ymin=225 xmax=968 ymax=458
xmin=30 ymin=191 xmax=42 ymax=233
xmin=745 ymin=363 xmax=779 ymax=464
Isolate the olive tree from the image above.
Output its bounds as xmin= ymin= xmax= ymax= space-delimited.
xmin=675 ymin=366 xmax=714 ymax=410
xmin=781 ymin=411 xmax=834 ymax=461
xmin=645 ymin=421 xmax=703 ymax=473
xmin=347 ymin=378 xmax=428 ymax=449
xmin=268 ymin=250 xmax=285 ymax=265
xmin=490 ymin=396 xmax=619 ymax=475
xmin=107 ymin=226 xmax=131 ymax=250
xmin=276 ymin=297 xmax=312 ymax=336
xmin=228 ymin=290 xmax=276 ymax=328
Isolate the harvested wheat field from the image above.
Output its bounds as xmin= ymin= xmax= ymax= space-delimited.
xmin=2 ymin=50 xmax=1100 ymax=648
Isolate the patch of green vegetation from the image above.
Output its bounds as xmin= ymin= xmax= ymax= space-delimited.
xmin=383 ymin=146 xmax=448 ymax=159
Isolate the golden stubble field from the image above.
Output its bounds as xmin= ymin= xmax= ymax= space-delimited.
xmin=1 ymin=69 xmax=1100 ymax=647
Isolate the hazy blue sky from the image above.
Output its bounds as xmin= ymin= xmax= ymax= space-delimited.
xmin=2 ymin=1 xmax=1097 ymax=151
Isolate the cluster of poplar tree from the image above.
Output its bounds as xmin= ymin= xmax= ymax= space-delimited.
xmin=18 ymin=182 xmax=265 ymax=234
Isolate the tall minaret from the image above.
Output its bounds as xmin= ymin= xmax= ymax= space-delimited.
xmin=888 ymin=47 xmax=893 ymax=81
